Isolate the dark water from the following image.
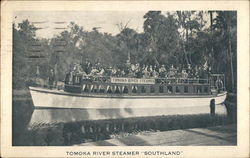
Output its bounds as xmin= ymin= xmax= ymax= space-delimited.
xmin=12 ymin=89 xmax=236 ymax=146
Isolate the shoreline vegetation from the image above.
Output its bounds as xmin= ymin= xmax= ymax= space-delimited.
xmin=13 ymin=11 xmax=236 ymax=92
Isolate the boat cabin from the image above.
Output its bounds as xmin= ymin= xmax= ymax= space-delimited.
xmin=64 ymin=74 xmax=225 ymax=96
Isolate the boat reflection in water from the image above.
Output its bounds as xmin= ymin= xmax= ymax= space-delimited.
xmin=29 ymin=105 xmax=227 ymax=125
xmin=27 ymin=104 xmax=228 ymax=146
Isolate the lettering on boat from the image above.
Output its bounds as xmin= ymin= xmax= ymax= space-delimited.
xmin=111 ymin=77 xmax=155 ymax=84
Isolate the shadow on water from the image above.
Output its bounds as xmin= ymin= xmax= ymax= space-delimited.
xmin=12 ymin=88 xmax=34 ymax=145
xmin=12 ymin=87 xmax=237 ymax=146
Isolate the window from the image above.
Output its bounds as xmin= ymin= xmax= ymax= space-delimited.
xmin=184 ymin=86 xmax=188 ymax=93
xmin=132 ymin=86 xmax=137 ymax=93
xmin=107 ymin=86 xmax=112 ymax=93
xmin=91 ymin=85 xmax=98 ymax=93
xmin=204 ymin=86 xmax=208 ymax=93
xmin=197 ymin=86 xmax=201 ymax=93
xmin=141 ymin=86 xmax=146 ymax=93
xmin=167 ymin=86 xmax=172 ymax=93
xmin=176 ymin=86 xmax=181 ymax=93
xmin=99 ymin=88 xmax=105 ymax=93
xmin=159 ymin=86 xmax=164 ymax=93
xmin=99 ymin=85 xmax=105 ymax=93
xmin=123 ymin=86 xmax=128 ymax=93
xmin=114 ymin=86 xmax=120 ymax=93
xmin=83 ymin=84 xmax=89 ymax=92
xmin=150 ymin=85 xmax=155 ymax=93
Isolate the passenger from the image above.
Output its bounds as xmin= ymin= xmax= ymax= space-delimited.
xmin=149 ymin=65 xmax=153 ymax=72
xmin=135 ymin=63 xmax=141 ymax=78
xmin=64 ymin=71 xmax=70 ymax=84
xmin=74 ymin=63 xmax=84 ymax=74
xmin=169 ymin=65 xmax=176 ymax=78
xmin=48 ymin=69 xmax=55 ymax=89
xmin=142 ymin=64 xmax=146 ymax=70
xmin=215 ymin=77 xmax=223 ymax=93
xmin=90 ymin=66 xmax=99 ymax=76
xmin=96 ymin=67 xmax=105 ymax=76
xmin=159 ymin=65 xmax=167 ymax=78
xmin=127 ymin=69 xmax=136 ymax=78
xmin=116 ymin=68 xmax=122 ymax=77
xmin=111 ymin=67 xmax=117 ymax=76
xmin=152 ymin=69 xmax=159 ymax=78
xmin=182 ymin=69 xmax=188 ymax=79
xmin=153 ymin=65 xmax=158 ymax=72
xmin=148 ymin=65 xmax=153 ymax=77
xmin=121 ymin=69 xmax=126 ymax=77
xmin=125 ymin=60 xmax=131 ymax=68
xmin=142 ymin=66 xmax=150 ymax=78
xmin=84 ymin=60 xmax=92 ymax=74
xmin=194 ymin=65 xmax=199 ymax=78
xmin=106 ymin=66 xmax=112 ymax=76
xmin=131 ymin=63 xmax=136 ymax=72
xmin=135 ymin=63 xmax=140 ymax=71
xmin=96 ymin=62 xmax=101 ymax=71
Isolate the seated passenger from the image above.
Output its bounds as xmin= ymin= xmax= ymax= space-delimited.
xmin=131 ymin=64 xmax=136 ymax=72
xmin=134 ymin=63 xmax=141 ymax=78
xmin=153 ymin=65 xmax=158 ymax=72
xmin=96 ymin=68 xmax=105 ymax=76
xmin=116 ymin=69 xmax=122 ymax=77
xmin=90 ymin=67 xmax=99 ymax=76
xmin=182 ymin=69 xmax=188 ymax=79
xmin=159 ymin=65 xmax=166 ymax=78
xmin=127 ymin=69 xmax=136 ymax=78
xmin=121 ymin=69 xmax=126 ymax=77
xmin=106 ymin=67 xmax=112 ymax=76
xmin=142 ymin=66 xmax=150 ymax=78
xmin=168 ymin=65 xmax=177 ymax=77
xmin=152 ymin=69 xmax=159 ymax=78
xmin=148 ymin=65 xmax=154 ymax=77
xmin=169 ymin=65 xmax=176 ymax=78
xmin=83 ymin=60 xmax=91 ymax=74
xmin=111 ymin=67 xmax=117 ymax=76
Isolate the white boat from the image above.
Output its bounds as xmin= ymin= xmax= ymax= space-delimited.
xmin=29 ymin=74 xmax=227 ymax=120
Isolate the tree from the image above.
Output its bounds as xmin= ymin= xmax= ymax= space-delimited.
xmin=143 ymin=11 xmax=182 ymax=66
xmin=116 ymin=27 xmax=138 ymax=63
xmin=13 ymin=20 xmax=40 ymax=89
xmin=212 ymin=11 xmax=237 ymax=92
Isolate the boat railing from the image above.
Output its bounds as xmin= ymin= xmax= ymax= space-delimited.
xmin=155 ymin=78 xmax=208 ymax=84
xmin=75 ymin=75 xmax=209 ymax=85
xmin=64 ymin=74 xmax=224 ymax=94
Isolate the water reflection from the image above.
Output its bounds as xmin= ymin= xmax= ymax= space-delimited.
xmin=29 ymin=104 xmax=227 ymax=125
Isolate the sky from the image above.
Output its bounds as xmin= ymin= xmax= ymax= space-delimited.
xmin=14 ymin=11 xmax=147 ymax=39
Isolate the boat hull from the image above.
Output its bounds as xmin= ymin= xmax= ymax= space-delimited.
xmin=29 ymin=87 xmax=227 ymax=120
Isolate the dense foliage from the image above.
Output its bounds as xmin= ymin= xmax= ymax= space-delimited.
xmin=13 ymin=11 xmax=237 ymax=92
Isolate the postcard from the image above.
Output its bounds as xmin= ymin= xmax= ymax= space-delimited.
xmin=1 ymin=1 xmax=249 ymax=157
